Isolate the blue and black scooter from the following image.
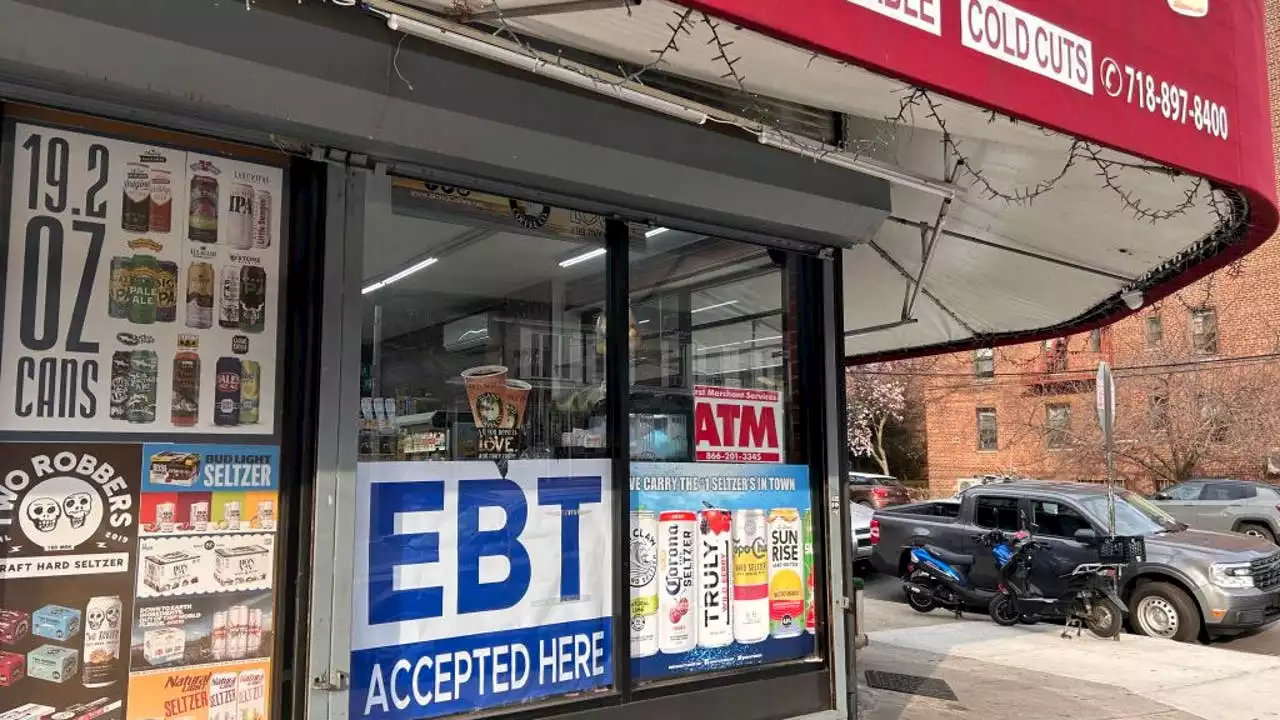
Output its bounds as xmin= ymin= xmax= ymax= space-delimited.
xmin=901 ymin=530 xmax=1035 ymax=621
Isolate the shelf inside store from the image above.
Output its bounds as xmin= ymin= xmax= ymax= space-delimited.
xmin=395 ymin=411 xmax=439 ymax=427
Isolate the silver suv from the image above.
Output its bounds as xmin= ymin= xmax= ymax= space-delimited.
xmin=1151 ymin=479 xmax=1280 ymax=544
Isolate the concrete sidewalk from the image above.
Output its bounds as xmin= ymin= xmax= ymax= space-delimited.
xmin=864 ymin=619 xmax=1280 ymax=719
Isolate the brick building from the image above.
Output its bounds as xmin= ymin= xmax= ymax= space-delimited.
xmin=918 ymin=0 xmax=1280 ymax=498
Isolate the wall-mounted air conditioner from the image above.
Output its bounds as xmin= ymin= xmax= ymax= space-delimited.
xmin=443 ymin=313 xmax=490 ymax=352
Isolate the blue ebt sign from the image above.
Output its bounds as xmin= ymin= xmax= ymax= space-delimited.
xmin=350 ymin=460 xmax=614 ymax=720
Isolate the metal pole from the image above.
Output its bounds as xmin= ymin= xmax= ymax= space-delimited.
xmin=1104 ymin=374 xmax=1116 ymax=536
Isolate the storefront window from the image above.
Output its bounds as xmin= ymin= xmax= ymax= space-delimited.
xmin=626 ymin=233 xmax=818 ymax=684
xmin=348 ymin=176 xmax=616 ymax=719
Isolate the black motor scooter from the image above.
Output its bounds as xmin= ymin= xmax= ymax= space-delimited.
xmin=987 ymin=530 xmax=1127 ymax=639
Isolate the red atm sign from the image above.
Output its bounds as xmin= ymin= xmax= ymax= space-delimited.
xmin=693 ymin=385 xmax=785 ymax=463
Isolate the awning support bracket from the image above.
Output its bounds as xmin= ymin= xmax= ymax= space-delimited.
xmin=899 ymin=151 xmax=958 ymax=322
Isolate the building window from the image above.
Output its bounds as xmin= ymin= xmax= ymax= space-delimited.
xmin=1088 ymin=329 xmax=1102 ymax=352
xmin=1148 ymin=392 xmax=1168 ymax=430
xmin=1190 ymin=308 xmax=1218 ymax=355
xmin=1145 ymin=314 xmax=1163 ymax=348
xmin=974 ymin=347 xmax=994 ymax=378
xmin=1045 ymin=403 xmax=1071 ymax=449
xmin=976 ymin=407 xmax=998 ymax=451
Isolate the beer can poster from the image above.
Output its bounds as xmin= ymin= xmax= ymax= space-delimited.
xmin=0 ymin=442 xmax=142 ymax=719
xmin=350 ymin=460 xmax=613 ymax=720
xmin=0 ymin=122 xmax=283 ymax=434
xmin=629 ymin=462 xmax=815 ymax=681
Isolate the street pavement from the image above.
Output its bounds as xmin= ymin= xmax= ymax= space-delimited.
xmin=857 ymin=572 xmax=1280 ymax=719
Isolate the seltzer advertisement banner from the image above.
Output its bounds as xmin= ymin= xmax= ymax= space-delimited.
xmin=350 ymin=460 xmax=614 ymax=720
xmin=126 ymin=444 xmax=280 ymax=720
xmin=693 ymin=385 xmax=785 ymax=464
xmin=0 ymin=443 xmax=142 ymax=720
xmin=0 ymin=122 xmax=283 ymax=434
xmin=629 ymin=462 xmax=815 ymax=681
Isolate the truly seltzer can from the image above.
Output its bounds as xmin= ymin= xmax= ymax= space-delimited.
xmin=657 ymin=510 xmax=697 ymax=654
xmin=732 ymin=509 xmax=769 ymax=644
xmin=768 ymin=508 xmax=804 ymax=639
xmin=697 ymin=508 xmax=733 ymax=648
xmin=628 ymin=510 xmax=659 ymax=658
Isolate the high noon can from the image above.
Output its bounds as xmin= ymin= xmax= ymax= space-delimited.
xmin=768 ymin=508 xmax=804 ymax=639
xmin=628 ymin=510 xmax=659 ymax=658
xmin=803 ymin=508 xmax=816 ymax=635
xmin=657 ymin=510 xmax=697 ymax=654
xmin=81 ymin=596 xmax=121 ymax=688
xmin=732 ymin=509 xmax=769 ymax=644
xmin=697 ymin=508 xmax=733 ymax=648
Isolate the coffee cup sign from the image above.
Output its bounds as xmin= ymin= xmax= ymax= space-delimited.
xmin=462 ymin=366 xmax=530 ymax=460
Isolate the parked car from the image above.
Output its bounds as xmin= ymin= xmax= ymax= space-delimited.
xmin=1149 ymin=479 xmax=1280 ymax=543
xmin=848 ymin=471 xmax=911 ymax=509
xmin=850 ymin=501 xmax=874 ymax=563
xmin=869 ymin=480 xmax=1280 ymax=642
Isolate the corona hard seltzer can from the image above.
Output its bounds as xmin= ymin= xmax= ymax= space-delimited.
xmin=732 ymin=509 xmax=769 ymax=644
xmin=657 ymin=510 xmax=697 ymax=654
xmin=697 ymin=508 xmax=733 ymax=648
xmin=628 ymin=511 xmax=659 ymax=658
xmin=768 ymin=508 xmax=804 ymax=639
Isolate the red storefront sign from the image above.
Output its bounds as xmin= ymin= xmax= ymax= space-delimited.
xmin=678 ymin=0 xmax=1278 ymax=292
xmin=693 ymin=385 xmax=785 ymax=463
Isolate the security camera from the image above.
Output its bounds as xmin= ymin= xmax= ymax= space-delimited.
xmin=1121 ymin=290 xmax=1144 ymax=311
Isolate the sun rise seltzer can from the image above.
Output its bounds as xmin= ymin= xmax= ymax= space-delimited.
xmin=768 ymin=508 xmax=804 ymax=638
xmin=698 ymin=508 xmax=733 ymax=648
xmin=732 ymin=509 xmax=769 ymax=644
xmin=657 ymin=510 xmax=697 ymax=654
xmin=629 ymin=510 xmax=659 ymax=658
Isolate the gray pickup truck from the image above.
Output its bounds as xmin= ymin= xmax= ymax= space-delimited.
xmin=870 ymin=481 xmax=1280 ymax=642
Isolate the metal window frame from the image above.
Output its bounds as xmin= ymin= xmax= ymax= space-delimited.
xmin=303 ymin=171 xmax=849 ymax=720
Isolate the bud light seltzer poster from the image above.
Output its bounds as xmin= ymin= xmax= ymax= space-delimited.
xmin=350 ymin=460 xmax=613 ymax=720
xmin=125 ymin=444 xmax=279 ymax=720
xmin=0 ymin=442 xmax=142 ymax=719
xmin=0 ymin=121 xmax=283 ymax=434
xmin=629 ymin=462 xmax=815 ymax=682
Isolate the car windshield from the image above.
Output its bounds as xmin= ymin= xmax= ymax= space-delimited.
xmin=1077 ymin=490 xmax=1182 ymax=535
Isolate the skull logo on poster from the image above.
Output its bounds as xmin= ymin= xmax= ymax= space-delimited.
xmin=18 ymin=476 xmax=104 ymax=551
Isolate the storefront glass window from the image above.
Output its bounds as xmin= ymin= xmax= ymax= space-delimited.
xmin=626 ymin=233 xmax=818 ymax=685
xmin=348 ymin=176 xmax=616 ymax=719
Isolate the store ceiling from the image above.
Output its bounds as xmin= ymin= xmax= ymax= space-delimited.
xmin=380 ymin=0 xmax=1227 ymax=362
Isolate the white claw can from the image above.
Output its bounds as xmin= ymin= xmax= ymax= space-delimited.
xmin=657 ymin=510 xmax=697 ymax=654
xmin=697 ymin=509 xmax=734 ymax=648
xmin=732 ymin=509 xmax=770 ymax=645
xmin=628 ymin=511 xmax=659 ymax=658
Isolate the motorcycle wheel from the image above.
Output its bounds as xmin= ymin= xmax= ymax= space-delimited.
xmin=1086 ymin=598 xmax=1124 ymax=639
xmin=988 ymin=592 xmax=1021 ymax=626
xmin=905 ymin=583 xmax=936 ymax=613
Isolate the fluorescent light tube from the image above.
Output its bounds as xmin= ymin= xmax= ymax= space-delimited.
xmin=691 ymin=300 xmax=739 ymax=314
xmin=559 ymin=247 xmax=607 ymax=267
xmin=385 ymin=12 xmax=708 ymax=125
xmin=362 ymin=257 xmax=438 ymax=294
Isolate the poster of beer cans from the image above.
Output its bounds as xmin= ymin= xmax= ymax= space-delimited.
xmin=629 ymin=462 xmax=817 ymax=681
xmin=0 ymin=122 xmax=282 ymax=434
xmin=137 ymin=444 xmax=279 ymax=537
xmin=0 ymin=443 xmax=142 ymax=719
xmin=128 ymin=590 xmax=274 ymax=672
